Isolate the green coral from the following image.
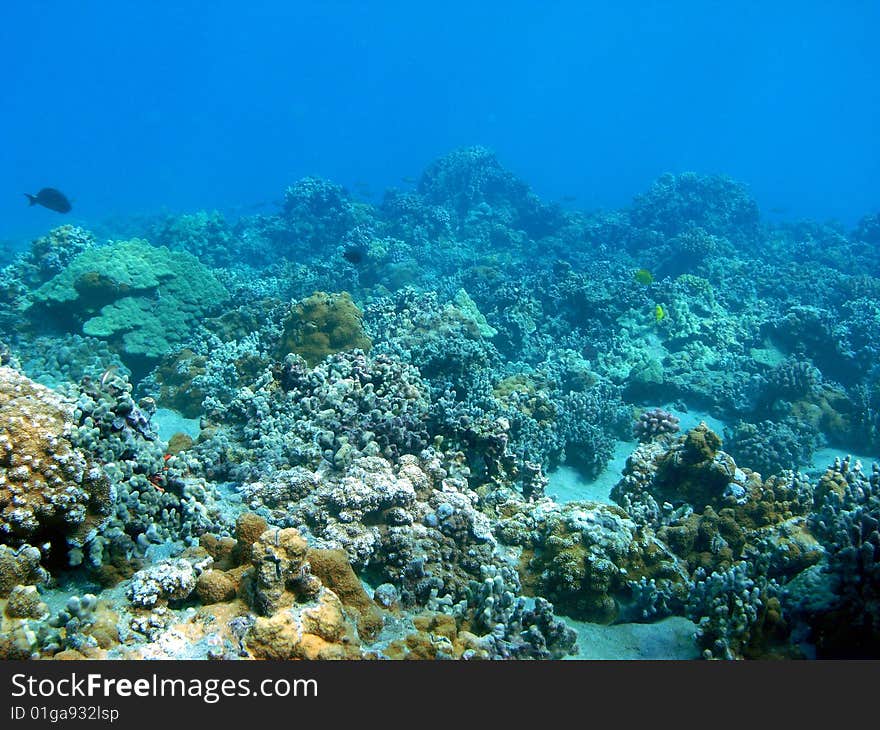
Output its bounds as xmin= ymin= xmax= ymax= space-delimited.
xmin=31 ymin=239 xmax=227 ymax=361
xmin=277 ymin=291 xmax=371 ymax=367
xmin=452 ymin=288 xmax=497 ymax=338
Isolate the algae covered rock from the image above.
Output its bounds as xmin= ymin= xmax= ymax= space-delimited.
xmin=0 ymin=544 xmax=47 ymax=598
xmin=498 ymin=498 xmax=685 ymax=623
xmin=30 ymin=239 xmax=228 ymax=362
xmin=277 ymin=291 xmax=371 ymax=366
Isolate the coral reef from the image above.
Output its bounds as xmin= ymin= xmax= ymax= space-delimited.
xmin=0 ymin=545 xmax=47 ymax=597
xmin=724 ymin=419 xmax=818 ymax=478
xmin=1 ymin=148 xmax=879 ymax=661
xmin=687 ymin=562 xmax=787 ymax=659
xmin=149 ymin=210 xmax=235 ymax=267
xmin=804 ymin=457 xmax=880 ymax=656
xmin=630 ymin=172 xmax=760 ymax=244
xmin=281 ymin=177 xmax=359 ymax=249
xmin=495 ymin=497 xmax=687 ymax=622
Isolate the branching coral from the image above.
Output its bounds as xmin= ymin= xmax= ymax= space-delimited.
xmin=633 ymin=407 xmax=680 ymax=442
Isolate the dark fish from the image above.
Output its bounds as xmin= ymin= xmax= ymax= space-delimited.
xmin=25 ymin=187 xmax=72 ymax=213
xmin=560 ymin=195 xmax=577 ymax=203
xmin=400 ymin=176 xmax=418 ymax=185
xmin=342 ymin=246 xmax=365 ymax=264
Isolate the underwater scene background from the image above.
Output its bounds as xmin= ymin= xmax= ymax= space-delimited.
xmin=1 ymin=2 xmax=879 ymax=660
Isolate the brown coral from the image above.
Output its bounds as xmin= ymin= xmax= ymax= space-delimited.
xmin=384 ymin=612 xmax=491 ymax=660
xmin=152 ymin=349 xmax=207 ymax=418
xmin=306 ymin=548 xmax=384 ymax=640
xmin=233 ymin=512 xmax=268 ymax=564
xmin=246 ymin=587 xmax=359 ymax=660
xmin=498 ymin=498 xmax=686 ymax=623
xmin=0 ymin=367 xmax=111 ymax=549
xmin=276 ymin=291 xmax=371 ymax=367
xmin=195 ymin=570 xmax=236 ymax=604
xmin=653 ymin=423 xmax=736 ymax=509
xmin=0 ymin=544 xmax=46 ymax=597
xmin=249 ymin=527 xmax=309 ymax=615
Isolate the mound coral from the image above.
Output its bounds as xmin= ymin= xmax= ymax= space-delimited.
xmin=630 ymin=171 xmax=760 ymax=243
xmin=281 ymin=177 xmax=359 ymax=249
xmin=16 ymin=225 xmax=96 ymax=288
xmin=277 ymin=291 xmax=371 ymax=367
xmin=650 ymin=423 xmax=743 ymax=510
xmin=0 ymin=544 xmax=47 ymax=598
xmin=724 ymin=419 xmax=817 ymax=477
xmin=148 ymin=348 xmax=208 ymax=417
xmin=150 ymin=210 xmax=235 ymax=267
xmin=416 ymin=146 xmax=561 ymax=238
xmin=496 ymin=498 xmax=687 ymax=623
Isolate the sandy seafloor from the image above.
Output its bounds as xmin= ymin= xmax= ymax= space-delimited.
xmin=564 ymin=616 xmax=700 ymax=659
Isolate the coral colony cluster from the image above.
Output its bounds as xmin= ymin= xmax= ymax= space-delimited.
xmin=1 ymin=146 xmax=879 ymax=659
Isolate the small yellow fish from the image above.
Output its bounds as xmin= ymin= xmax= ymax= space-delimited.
xmin=654 ymin=304 xmax=665 ymax=322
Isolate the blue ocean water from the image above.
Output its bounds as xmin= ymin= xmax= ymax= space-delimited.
xmin=1 ymin=1 xmax=878 ymax=245
xmin=1 ymin=3 xmax=879 ymax=662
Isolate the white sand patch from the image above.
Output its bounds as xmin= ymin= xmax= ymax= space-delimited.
xmin=564 ymin=615 xmax=700 ymax=660
xmin=548 ymin=439 xmax=635 ymax=505
xmin=153 ymin=407 xmax=201 ymax=442
xmin=807 ymin=446 xmax=879 ymax=476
